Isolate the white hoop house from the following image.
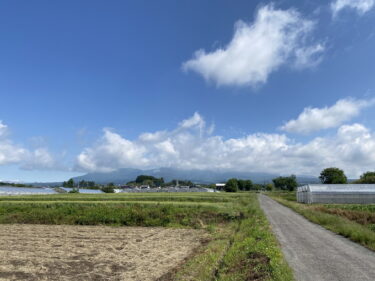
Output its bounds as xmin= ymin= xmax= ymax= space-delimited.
xmin=297 ymin=184 xmax=375 ymax=204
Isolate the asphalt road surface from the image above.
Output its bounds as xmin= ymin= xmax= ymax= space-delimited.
xmin=259 ymin=194 xmax=375 ymax=281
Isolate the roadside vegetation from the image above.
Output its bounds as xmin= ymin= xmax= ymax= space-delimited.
xmin=269 ymin=192 xmax=375 ymax=251
xmin=0 ymin=192 xmax=293 ymax=281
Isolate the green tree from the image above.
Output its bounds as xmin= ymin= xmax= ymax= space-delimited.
xmin=224 ymin=178 xmax=238 ymax=192
xmin=63 ymin=178 xmax=75 ymax=188
xmin=265 ymin=183 xmax=274 ymax=191
xmin=102 ymin=186 xmax=115 ymax=193
xmin=135 ymin=175 xmax=164 ymax=186
xmin=272 ymin=175 xmax=297 ymax=191
xmin=88 ymin=181 xmax=96 ymax=187
xmin=319 ymin=168 xmax=347 ymax=184
xmin=142 ymin=179 xmax=154 ymax=187
xmin=79 ymin=180 xmax=87 ymax=188
xmin=357 ymin=171 xmax=375 ymax=184
xmin=237 ymin=179 xmax=253 ymax=191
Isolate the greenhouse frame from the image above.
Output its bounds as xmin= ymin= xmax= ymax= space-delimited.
xmin=297 ymin=184 xmax=375 ymax=204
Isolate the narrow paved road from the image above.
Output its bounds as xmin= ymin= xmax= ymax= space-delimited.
xmin=259 ymin=194 xmax=375 ymax=281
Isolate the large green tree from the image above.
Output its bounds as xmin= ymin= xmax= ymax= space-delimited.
xmin=224 ymin=178 xmax=239 ymax=192
xmin=272 ymin=175 xmax=297 ymax=191
xmin=357 ymin=171 xmax=375 ymax=184
xmin=319 ymin=168 xmax=347 ymax=184
xmin=237 ymin=179 xmax=253 ymax=191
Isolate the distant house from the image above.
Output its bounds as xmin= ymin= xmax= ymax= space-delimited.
xmin=297 ymin=184 xmax=375 ymax=204
xmin=215 ymin=183 xmax=225 ymax=190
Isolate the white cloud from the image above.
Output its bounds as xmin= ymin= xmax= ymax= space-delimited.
xmin=21 ymin=148 xmax=58 ymax=171
xmin=77 ymin=129 xmax=149 ymax=172
xmin=0 ymin=121 xmax=57 ymax=170
xmin=331 ymin=0 xmax=374 ymax=17
xmin=280 ymin=98 xmax=374 ymax=134
xmin=0 ymin=121 xmax=27 ymax=165
xmin=182 ymin=4 xmax=324 ymax=87
xmin=76 ymin=113 xmax=375 ymax=178
xmin=294 ymin=44 xmax=325 ymax=68
xmin=0 ymin=121 xmax=8 ymax=138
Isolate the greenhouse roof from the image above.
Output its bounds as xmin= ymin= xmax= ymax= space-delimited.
xmin=298 ymin=184 xmax=375 ymax=193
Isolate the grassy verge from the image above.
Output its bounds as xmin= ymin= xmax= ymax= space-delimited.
xmin=0 ymin=192 xmax=294 ymax=280
xmin=268 ymin=191 xmax=296 ymax=202
xmin=269 ymin=195 xmax=375 ymax=251
xmin=167 ymin=194 xmax=294 ymax=281
xmin=313 ymin=204 xmax=375 ymax=232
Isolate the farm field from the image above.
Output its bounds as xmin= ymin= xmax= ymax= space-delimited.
xmin=0 ymin=192 xmax=293 ymax=281
xmin=0 ymin=225 xmax=205 ymax=281
xmin=269 ymin=192 xmax=375 ymax=251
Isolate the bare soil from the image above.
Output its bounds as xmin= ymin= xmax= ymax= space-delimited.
xmin=0 ymin=224 xmax=208 ymax=281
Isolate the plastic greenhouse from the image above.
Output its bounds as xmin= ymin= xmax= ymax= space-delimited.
xmin=297 ymin=184 xmax=375 ymax=204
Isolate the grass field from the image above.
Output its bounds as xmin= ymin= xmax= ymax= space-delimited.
xmin=269 ymin=192 xmax=375 ymax=251
xmin=0 ymin=192 xmax=293 ymax=281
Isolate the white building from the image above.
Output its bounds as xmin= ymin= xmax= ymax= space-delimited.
xmin=215 ymin=183 xmax=226 ymax=190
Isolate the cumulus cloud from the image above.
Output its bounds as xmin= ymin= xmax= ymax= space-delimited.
xmin=0 ymin=121 xmax=57 ymax=170
xmin=76 ymin=113 xmax=375 ymax=178
xmin=182 ymin=4 xmax=324 ymax=87
xmin=331 ymin=0 xmax=374 ymax=17
xmin=0 ymin=121 xmax=27 ymax=165
xmin=77 ymin=129 xmax=149 ymax=172
xmin=280 ymin=98 xmax=374 ymax=134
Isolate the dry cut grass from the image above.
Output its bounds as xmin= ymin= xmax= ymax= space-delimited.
xmin=0 ymin=224 xmax=207 ymax=281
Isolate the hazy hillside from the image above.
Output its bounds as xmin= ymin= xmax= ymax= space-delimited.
xmin=71 ymin=167 xmax=320 ymax=185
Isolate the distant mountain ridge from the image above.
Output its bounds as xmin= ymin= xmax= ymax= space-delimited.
xmin=70 ymin=167 xmax=320 ymax=185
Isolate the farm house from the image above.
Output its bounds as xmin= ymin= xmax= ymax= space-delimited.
xmin=297 ymin=184 xmax=375 ymax=204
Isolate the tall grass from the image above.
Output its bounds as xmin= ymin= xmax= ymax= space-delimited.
xmin=169 ymin=194 xmax=294 ymax=281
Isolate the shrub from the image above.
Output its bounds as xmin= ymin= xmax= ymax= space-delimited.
xmin=101 ymin=186 xmax=115 ymax=193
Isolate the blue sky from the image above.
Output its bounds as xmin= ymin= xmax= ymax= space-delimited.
xmin=1 ymin=0 xmax=375 ymax=182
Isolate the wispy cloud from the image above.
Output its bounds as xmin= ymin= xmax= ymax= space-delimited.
xmin=331 ymin=0 xmax=375 ymax=17
xmin=182 ymin=4 xmax=324 ymax=87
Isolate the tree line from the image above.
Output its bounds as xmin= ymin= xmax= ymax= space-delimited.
xmin=319 ymin=168 xmax=375 ymax=184
xmin=62 ymin=179 xmax=116 ymax=193
xmin=0 ymin=182 xmax=33 ymax=188
xmin=221 ymin=168 xmax=375 ymax=192
xmin=62 ymin=167 xmax=375 ymax=194
xmin=126 ymin=175 xmax=194 ymax=187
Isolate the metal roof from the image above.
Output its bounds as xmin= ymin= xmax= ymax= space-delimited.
xmin=298 ymin=184 xmax=375 ymax=193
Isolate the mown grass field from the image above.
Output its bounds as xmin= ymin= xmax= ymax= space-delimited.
xmin=0 ymin=192 xmax=293 ymax=281
xmin=269 ymin=191 xmax=375 ymax=251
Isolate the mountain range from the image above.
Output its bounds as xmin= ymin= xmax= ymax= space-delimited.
xmin=69 ymin=167 xmax=320 ymax=185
